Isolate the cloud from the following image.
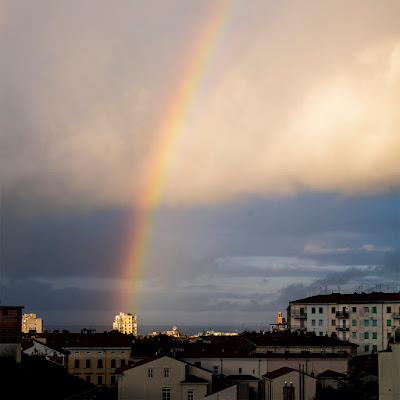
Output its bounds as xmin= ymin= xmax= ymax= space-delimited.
xmin=0 ymin=0 xmax=399 ymax=215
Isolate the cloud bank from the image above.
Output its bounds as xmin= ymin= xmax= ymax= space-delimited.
xmin=0 ymin=0 xmax=399 ymax=215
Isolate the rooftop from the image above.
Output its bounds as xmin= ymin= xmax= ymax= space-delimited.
xmin=290 ymin=291 xmax=400 ymax=304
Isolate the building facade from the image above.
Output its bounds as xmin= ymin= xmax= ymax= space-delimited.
xmin=113 ymin=312 xmax=138 ymax=336
xmin=287 ymin=292 xmax=400 ymax=355
xmin=117 ymin=355 xmax=212 ymax=400
xmin=22 ymin=313 xmax=43 ymax=333
xmin=36 ymin=329 xmax=131 ymax=386
xmin=0 ymin=305 xmax=24 ymax=362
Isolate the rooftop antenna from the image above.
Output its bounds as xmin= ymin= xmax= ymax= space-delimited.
xmin=337 ymin=285 xmax=341 ymax=293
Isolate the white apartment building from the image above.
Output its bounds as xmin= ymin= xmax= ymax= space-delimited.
xmin=113 ymin=312 xmax=137 ymax=336
xmin=22 ymin=313 xmax=43 ymax=333
xmin=288 ymin=292 xmax=400 ymax=355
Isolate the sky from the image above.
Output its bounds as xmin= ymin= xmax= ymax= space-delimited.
xmin=0 ymin=0 xmax=399 ymax=329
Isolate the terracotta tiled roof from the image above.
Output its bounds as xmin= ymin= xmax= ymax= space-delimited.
xmin=317 ymin=369 xmax=345 ymax=378
xmin=181 ymin=375 xmax=209 ymax=384
xmin=264 ymin=367 xmax=295 ymax=379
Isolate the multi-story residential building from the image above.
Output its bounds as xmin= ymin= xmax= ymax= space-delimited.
xmin=22 ymin=313 xmax=43 ymax=333
xmin=36 ymin=329 xmax=132 ymax=386
xmin=0 ymin=305 xmax=24 ymax=362
xmin=287 ymin=292 xmax=400 ymax=355
xmin=113 ymin=312 xmax=137 ymax=336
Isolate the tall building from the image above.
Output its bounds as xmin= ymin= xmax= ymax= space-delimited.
xmin=22 ymin=313 xmax=43 ymax=333
xmin=287 ymin=291 xmax=400 ymax=355
xmin=113 ymin=312 xmax=137 ymax=335
xmin=0 ymin=305 xmax=24 ymax=362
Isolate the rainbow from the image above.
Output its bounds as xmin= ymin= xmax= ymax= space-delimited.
xmin=119 ymin=0 xmax=236 ymax=313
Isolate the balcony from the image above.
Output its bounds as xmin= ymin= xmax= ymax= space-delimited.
xmin=392 ymin=314 xmax=400 ymax=319
xmin=291 ymin=312 xmax=307 ymax=319
xmin=293 ymin=327 xmax=307 ymax=331
xmin=336 ymin=311 xmax=349 ymax=318
xmin=336 ymin=327 xmax=349 ymax=331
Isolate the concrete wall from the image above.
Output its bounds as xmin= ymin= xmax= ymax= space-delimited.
xmin=201 ymin=385 xmax=239 ymax=400
xmin=181 ymin=357 xmax=348 ymax=378
xmin=379 ymin=343 xmax=400 ymax=400
xmin=265 ymin=370 xmax=316 ymax=400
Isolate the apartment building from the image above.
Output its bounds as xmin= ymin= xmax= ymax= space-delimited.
xmin=22 ymin=313 xmax=43 ymax=333
xmin=37 ymin=329 xmax=132 ymax=386
xmin=113 ymin=312 xmax=138 ymax=336
xmin=287 ymin=292 xmax=400 ymax=355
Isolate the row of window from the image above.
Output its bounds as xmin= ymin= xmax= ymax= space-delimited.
xmin=74 ymin=359 xmax=126 ymax=369
xmin=73 ymin=350 xmax=126 ymax=355
xmin=77 ymin=374 xmax=117 ymax=385
xmin=351 ymin=332 xmax=379 ymax=339
xmin=148 ymin=368 xmax=170 ymax=378
xmin=311 ymin=319 xmax=393 ymax=327
xmin=162 ymin=388 xmax=194 ymax=400
xmin=309 ymin=306 xmax=396 ymax=314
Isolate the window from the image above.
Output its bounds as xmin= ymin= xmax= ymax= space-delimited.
xmin=343 ymin=333 xmax=346 ymax=340
xmin=352 ymin=307 xmax=357 ymax=313
xmin=300 ymin=308 xmax=305 ymax=315
xmin=97 ymin=351 xmax=103 ymax=354
xmin=121 ymin=351 xmax=126 ymax=354
xmin=352 ymin=320 xmax=357 ymax=326
xmin=372 ymin=306 xmax=377 ymax=313
xmin=311 ymin=319 xmax=316 ymax=326
xmin=86 ymin=351 xmax=91 ymax=354
xmin=373 ymin=332 xmax=377 ymax=339
xmin=188 ymin=390 xmax=194 ymax=400
xmin=111 ymin=359 xmax=116 ymax=369
xmin=319 ymin=320 xmax=323 ymax=326
xmin=74 ymin=359 xmax=80 ymax=368
xmin=312 ymin=307 xmax=316 ymax=314
xmin=162 ymin=388 xmax=171 ymax=400
xmin=387 ymin=306 xmax=392 ymax=313
xmin=319 ymin=332 xmax=323 ymax=336
xmin=364 ymin=345 xmax=369 ymax=352
xmin=97 ymin=359 xmax=103 ymax=368
xmin=111 ymin=375 xmax=116 ymax=385
xmin=86 ymin=375 xmax=91 ymax=383
xmin=365 ymin=332 xmax=369 ymax=339
xmin=295 ymin=348 xmax=300 ymax=352
xmin=352 ymin=332 xmax=357 ymax=339
xmin=164 ymin=368 xmax=170 ymax=378
xmin=111 ymin=351 xmax=116 ymax=355
xmin=239 ymin=368 xmax=242 ymax=374
xmin=332 ymin=307 xmax=336 ymax=314
xmin=373 ymin=345 xmax=378 ymax=352
xmin=373 ymin=320 xmax=377 ymax=326
xmin=387 ymin=320 xmax=392 ymax=326
xmin=213 ymin=366 xmax=219 ymax=375
xmin=74 ymin=351 xmax=80 ymax=354
xmin=120 ymin=359 xmax=126 ymax=368
xmin=332 ymin=320 xmax=336 ymax=326
xmin=86 ymin=359 xmax=91 ymax=369
xmin=97 ymin=375 xmax=103 ymax=385
xmin=148 ymin=368 xmax=153 ymax=378
xmin=319 ymin=307 xmax=323 ymax=314
xmin=308 ymin=348 xmax=313 ymax=352
xmin=364 ymin=320 xmax=369 ymax=326
xmin=364 ymin=307 xmax=369 ymax=313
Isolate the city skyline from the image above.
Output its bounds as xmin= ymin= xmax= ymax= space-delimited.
xmin=0 ymin=0 xmax=399 ymax=327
